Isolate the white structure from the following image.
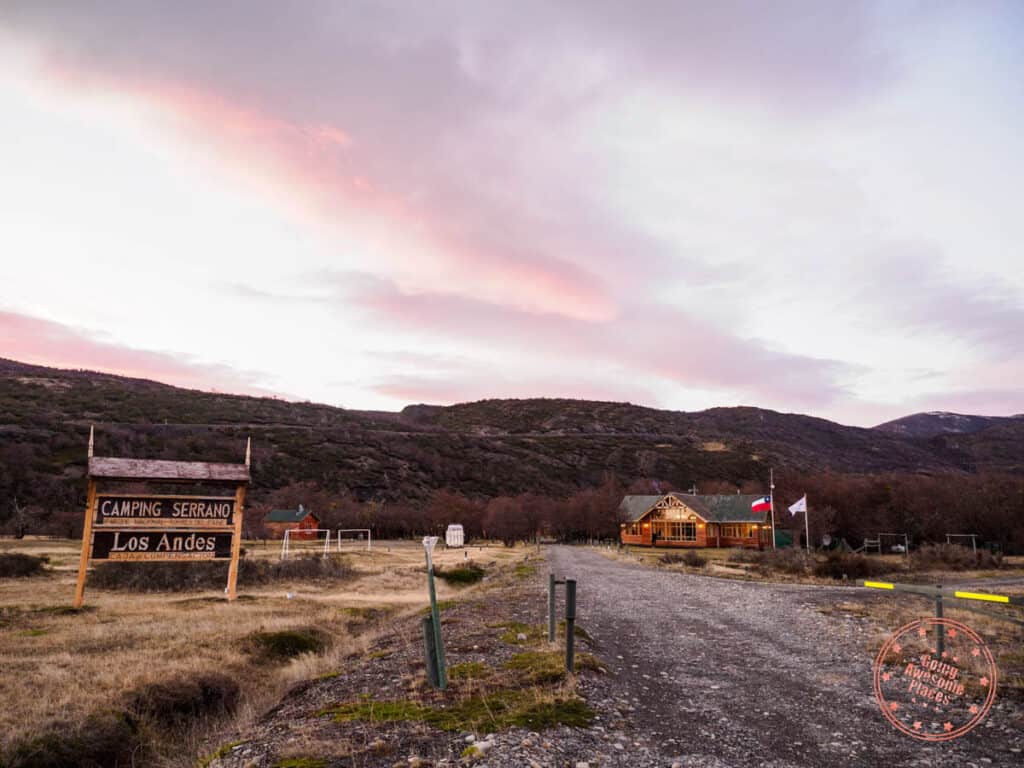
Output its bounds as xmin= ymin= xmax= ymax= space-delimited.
xmin=337 ymin=528 xmax=372 ymax=551
xmin=280 ymin=528 xmax=333 ymax=560
xmin=445 ymin=524 xmax=465 ymax=548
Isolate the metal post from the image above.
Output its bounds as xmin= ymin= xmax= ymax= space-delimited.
xmin=935 ymin=586 xmax=944 ymax=657
xmin=548 ymin=573 xmax=556 ymax=642
xmin=421 ymin=616 xmax=439 ymax=688
xmin=565 ymin=578 xmax=577 ymax=673
xmin=427 ymin=565 xmax=447 ymax=689
xmin=423 ymin=537 xmax=447 ymax=690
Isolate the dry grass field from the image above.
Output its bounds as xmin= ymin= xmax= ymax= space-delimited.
xmin=0 ymin=537 xmax=531 ymax=765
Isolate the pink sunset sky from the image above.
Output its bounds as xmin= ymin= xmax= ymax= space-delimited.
xmin=1 ymin=1 xmax=1022 ymax=426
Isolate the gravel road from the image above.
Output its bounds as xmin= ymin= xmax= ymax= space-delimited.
xmin=548 ymin=546 xmax=1023 ymax=768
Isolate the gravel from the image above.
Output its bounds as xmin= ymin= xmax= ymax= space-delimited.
xmin=209 ymin=546 xmax=1024 ymax=767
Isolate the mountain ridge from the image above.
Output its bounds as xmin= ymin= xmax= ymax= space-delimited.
xmin=1 ymin=358 xmax=1022 ymax=514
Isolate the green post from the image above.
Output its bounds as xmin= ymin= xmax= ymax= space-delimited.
xmin=421 ymin=615 xmax=439 ymax=688
xmin=565 ymin=578 xmax=577 ymax=673
xmin=548 ymin=573 xmax=556 ymax=642
xmin=424 ymin=537 xmax=447 ymax=689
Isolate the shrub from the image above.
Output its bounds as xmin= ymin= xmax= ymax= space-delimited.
xmin=272 ymin=554 xmax=354 ymax=581
xmin=726 ymin=548 xmax=761 ymax=564
xmin=0 ymin=553 xmax=47 ymax=578
xmin=124 ymin=672 xmax=240 ymax=728
xmin=89 ymin=554 xmax=352 ymax=592
xmin=909 ymin=543 xmax=1003 ymax=572
xmin=726 ymin=548 xmax=808 ymax=575
xmin=246 ymin=627 xmax=330 ymax=661
xmin=433 ymin=562 xmax=485 ymax=585
xmin=813 ymin=552 xmax=888 ymax=580
xmin=659 ymin=550 xmax=706 ymax=567
xmin=760 ymin=548 xmax=809 ymax=575
xmin=4 ymin=711 xmax=146 ymax=768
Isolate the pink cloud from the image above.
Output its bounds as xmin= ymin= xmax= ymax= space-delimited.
xmin=30 ymin=57 xmax=617 ymax=323
xmin=0 ymin=310 xmax=281 ymax=397
xmin=339 ymin=274 xmax=850 ymax=408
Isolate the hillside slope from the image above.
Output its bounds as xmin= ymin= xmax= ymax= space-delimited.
xmin=874 ymin=411 xmax=1023 ymax=439
xmin=1 ymin=358 xmax=1020 ymax=514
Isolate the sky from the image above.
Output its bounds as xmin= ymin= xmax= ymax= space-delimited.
xmin=1 ymin=1 xmax=1022 ymax=427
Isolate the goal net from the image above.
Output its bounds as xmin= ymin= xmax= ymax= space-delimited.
xmin=336 ymin=528 xmax=372 ymax=552
xmin=280 ymin=528 xmax=334 ymax=560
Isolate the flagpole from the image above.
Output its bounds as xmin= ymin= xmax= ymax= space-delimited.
xmin=804 ymin=495 xmax=811 ymax=551
xmin=769 ymin=468 xmax=776 ymax=550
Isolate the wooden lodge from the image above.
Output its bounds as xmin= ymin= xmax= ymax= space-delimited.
xmin=619 ymin=493 xmax=771 ymax=549
xmin=264 ymin=504 xmax=320 ymax=540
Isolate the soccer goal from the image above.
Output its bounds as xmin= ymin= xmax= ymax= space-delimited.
xmin=878 ymin=532 xmax=910 ymax=556
xmin=945 ymin=533 xmax=979 ymax=554
xmin=336 ymin=528 xmax=372 ymax=552
xmin=281 ymin=528 xmax=334 ymax=560
xmin=860 ymin=537 xmax=882 ymax=555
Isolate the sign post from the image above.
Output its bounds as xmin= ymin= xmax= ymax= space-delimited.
xmin=72 ymin=429 xmax=250 ymax=608
xmin=422 ymin=536 xmax=448 ymax=689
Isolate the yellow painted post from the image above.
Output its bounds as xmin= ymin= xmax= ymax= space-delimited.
xmin=72 ymin=480 xmax=97 ymax=609
xmin=226 ymin=484 xmax=246 ymax=601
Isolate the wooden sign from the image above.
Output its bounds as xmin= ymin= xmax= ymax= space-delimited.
xmin=73 ymin=428 xmax=250 ymax=607
xmin=90 ymin=530 xmax=235 ymax=560
xmin=94 ymin=495 xmax=236 ymax=527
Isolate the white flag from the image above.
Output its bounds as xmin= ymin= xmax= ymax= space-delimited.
xmin=788 ymin=494 xmax=807 ymax=515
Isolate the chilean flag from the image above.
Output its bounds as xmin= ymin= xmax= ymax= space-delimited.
xmin=751 ymin=496 xmax=771 ymax=514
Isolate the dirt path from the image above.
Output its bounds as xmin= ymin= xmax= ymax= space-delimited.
xmin=549 ymin=546 xmax=1023 ymax=767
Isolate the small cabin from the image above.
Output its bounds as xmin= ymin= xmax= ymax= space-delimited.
xmin=264 ymin=504 xmax=320 ymax=540
xmin=446 ymin=524 xmax=465 ymax=548
xmin=619 ymin=493 xmax=771 ymax=549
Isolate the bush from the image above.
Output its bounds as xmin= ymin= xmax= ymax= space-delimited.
xmin=0 ymin=553 xmax=47 ymax=578
xmin=813 ymin=552 xmax=888 ymax=580
xmin=124 ymin=672 xmax=240 ymax=728
xmin=659 ymin=550 xmax=706 ymax=567
xmin=4 ymin=711 xmax=146 ymax=768
xmin=433 ymin=562 xmax=485 ymax=585
xmin=726 ymin=548 xmax=761 ymax=564
xmin=246 ymin=627 xmax=330 ymax=661
xmin=89 ymin=554 xmax=352 ymax=592
xmin=909 ymin=543 xmax=1003 ymax=572
xmin=726 ymin=548 xmax=808 ymax=575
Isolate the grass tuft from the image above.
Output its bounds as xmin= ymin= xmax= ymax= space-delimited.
xmin=4 ymin=710 xmax=146 ymax=767
xmin=0 ymin=553 xmax=48 ymax=578
xmin=246 ymin=628 xmax=330 ymax=662
xmin=432 ymin=563 xmax=485 ymax=585
xmin=449 ymin=662 xmax=489 ymax=680
xmin=322 ymin=689 xmax=593 ymax=733
xmin=124 ymin=672 xmax=240 ymax=728
xmin=513 ymin=564 xmax=537 ymax=578
xmin=197 ymin=740 xmax=245 ymax=768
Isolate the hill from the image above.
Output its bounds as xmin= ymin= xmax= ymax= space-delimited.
xmin=1 ymin=358 xmax=1022 ymax=517
xmin=874 ymin=411 xmax=1024 ymax=439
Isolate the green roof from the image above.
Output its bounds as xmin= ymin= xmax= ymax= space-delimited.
xmin=265 ymin=507 xmax=316 ymax=523
xmin=619 ymin=493 xmax=769 ymax=524
xmin=669 ymin=493 xmax=769 ymax=523
xmin=618 ymin=495 xmax=662 ymax=522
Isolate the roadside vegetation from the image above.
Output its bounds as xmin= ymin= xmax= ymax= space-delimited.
xmin=625 ymin=542 xmax=1022 ymax=585
xmin=0 ymin=538 xmax=529 ymax=767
